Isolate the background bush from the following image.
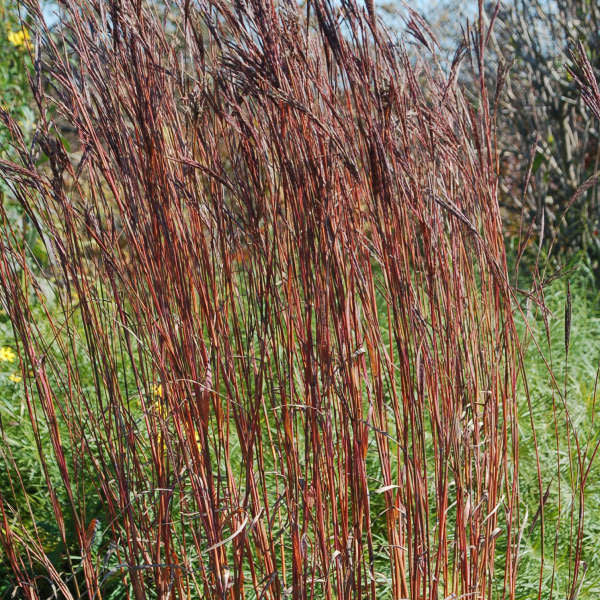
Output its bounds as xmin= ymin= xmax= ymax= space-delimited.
xmin=494 ymin=0 xmax=600 ymax=267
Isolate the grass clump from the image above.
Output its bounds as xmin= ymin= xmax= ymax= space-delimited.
xmin=0 ymin=1 xmax=598 ymax=599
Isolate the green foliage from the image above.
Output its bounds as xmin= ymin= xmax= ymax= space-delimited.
xmin=1 ymin=0 xmax=37 ymax=274
xmin=513 ymin=262 xmax=600 ymax=598
xmin=0 ymin=1 xmax=34 ymax=158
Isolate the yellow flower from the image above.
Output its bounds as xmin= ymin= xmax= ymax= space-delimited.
xmin=8 ymin=373 xmax=22 ymax=383
xmin=7 ymin=28 xmax=31 ymax=50
xmin=0 ymin=347 xmax=16 ymax=362
xmin=151 ymin=384 xmax=167 ymax=419
xmin=153 ymin=400 xmax=168 ymax=419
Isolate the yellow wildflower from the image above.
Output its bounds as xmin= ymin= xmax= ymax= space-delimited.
xmin=0 ymin=347 xmax=16 ymax=362
xmin=7 ymin=28 xmax=31 ymax=50
xmin=8 ymin=373 xmax=22 ymax=383
xmin=153 ymin=400 xmax=168 ymax=419
xmin=146 ymin=382 xmax=168 ymax=420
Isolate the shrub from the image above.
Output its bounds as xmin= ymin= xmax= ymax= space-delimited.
xmin=492 ymin=0 xmax=600 ymax=266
